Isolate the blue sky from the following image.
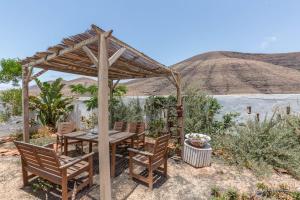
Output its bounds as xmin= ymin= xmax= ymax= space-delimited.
xmin=1 ymin=0 xmax=300 ymax=89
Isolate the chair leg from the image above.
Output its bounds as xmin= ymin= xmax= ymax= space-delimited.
xmin=62 ymin=170 xmax=68 ymax=200
xmin=148 ymin=166 xmax=153 ymax=190
xmin=21 ymin=164 xmax=29 ymax=187
xmin=88 ymin=156 xmax=93 ymax=186
xmin=163 ymin=156 xmax=168 ymax=176
xmin=129 ymin=153 xmax=133 ymax=177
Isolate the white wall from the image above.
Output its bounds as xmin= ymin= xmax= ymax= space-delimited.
xmin=70 ymin=94 xmax=300 ymax=128
xmin=214 ymin=94 xmax=300 ymax=122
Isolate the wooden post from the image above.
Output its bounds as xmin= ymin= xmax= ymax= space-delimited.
xmin=256 ymin=113 xmax=260 ymax=122
xmin=22 ymin=66 xmax=30 ymax=142
xmin=108 ymin=80 xmax=113 ymax=129
xmin=246 ymin=106 xmax=251 ymax=114
xmin=287 ymin=106 xmax=291 ymax=115
xmin=175 ymin=73 xmax=184 ymax=157
xmin=97 ymin=31 xmax=112 ymax=200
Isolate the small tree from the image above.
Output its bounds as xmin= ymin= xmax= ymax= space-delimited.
xmin=0 ymin=88 xmax=22 ymax=116
xmin=30 ymin=78 xmax=73 ymax=128
xmin=183 ymin=88 xmax=238 ymax=135
xmin=0 ymin=59 xmax=22 ymax=86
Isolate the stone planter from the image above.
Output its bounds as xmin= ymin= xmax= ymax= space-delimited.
xmin=183 ymin=139 xmax=212 ymax=168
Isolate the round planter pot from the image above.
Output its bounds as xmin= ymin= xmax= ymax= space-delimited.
xmin=183 ymin=139 xmax=212 ymax=168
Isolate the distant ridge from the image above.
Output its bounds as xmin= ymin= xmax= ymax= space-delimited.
xmin=125 ymin=51 xmax=300 ymax=95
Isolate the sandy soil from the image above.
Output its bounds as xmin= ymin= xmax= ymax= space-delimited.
xmin=1 ymin=141 xmax=300 ymax=200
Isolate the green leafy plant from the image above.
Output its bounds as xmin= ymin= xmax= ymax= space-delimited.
xmin=213 ymin=112 xmax=300 ymax=178
xmin=0 ymin=58 xmax=22 ymax=86
xmin=0 ymin=88 xmax=22 ymax=116
xmin=211 ymin=186 xmax=221 ymax=198
xmin=70 ymin=83 xmax=128 ymax=128
xmin=184 ymin=89 xmax=221 ymax=134
xmin=144 ymin=95 xmax=177 ymax=137
xmin=184 ymin=88 xmax=238 ymax=136
xmin=29 ymin=78 xmax=73 ymax=128
xmin=0 ymin=108 xmax=11 ymax=122
xmin=125 ymin=98 xmax=143 ymax=122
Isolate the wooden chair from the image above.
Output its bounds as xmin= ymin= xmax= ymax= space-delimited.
xmin=14 ymin=141 xmax=93 ymax=200
xmin=126 ymin=122 xmax=146 ymax=149
xmin=128 ymin=134 xmax=170 ymax=189
xmin=55 ymin=122 xmax=83 ymax=153
xmin=113 ymin=121 xmax=127 ymax=132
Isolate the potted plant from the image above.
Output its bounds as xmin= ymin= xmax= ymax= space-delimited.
xmin=183 ymin=133 xmax=212 ymax=168
xmin=185 ymin=133 xmax=211 ymax=148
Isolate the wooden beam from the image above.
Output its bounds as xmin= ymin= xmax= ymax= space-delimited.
xmin=29 ymin=69 xmax=48 ymax=82
xmin=26 ymin=66 xmax=34 ymax=82
xmin=97 ymin=31 xmax=112 ymax=200
xmin=108 ymin=48 xmax=126 ymax=66
xmin=171 ymin=70 xmax=179 ymax=87
xmin=22 ymin=66 xmax=30 ymax=142
xmin=23 ymin=35 xmax=99 ymax=68
xmin=82 ymin=46 xmax=98 ymax=65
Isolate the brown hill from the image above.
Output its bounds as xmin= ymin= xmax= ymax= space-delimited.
xmin=125 ymin=51 xmax=300 ymax=95
xmin=29 ymin=77 xmax=97 ymax=96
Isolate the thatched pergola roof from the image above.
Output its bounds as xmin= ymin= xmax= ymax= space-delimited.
xmin=21 ymin=25 xmax=172 ymax=79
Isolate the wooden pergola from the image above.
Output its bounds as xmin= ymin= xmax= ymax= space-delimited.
xmin=20 ymin=24 xmax=183 ymax=200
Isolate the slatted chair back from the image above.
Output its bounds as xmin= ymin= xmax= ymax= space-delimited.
xmin=127 ymin=122 xmax=137 ymax=133
xmin=114 ymin=121 xmax=126 ymax=131
xmin=14 ymin=141 xmax=62 ymax=178
xmin=152 ymin=134 xmax=170 ymax=165
xmin=58 ymin=121 xmax=75 ymax=135
xmin=136 ymin=122 xmax=145 ymax=134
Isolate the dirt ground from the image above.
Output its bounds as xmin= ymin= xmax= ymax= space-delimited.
xmin=1 ymin=141 xmax=300 ymax=200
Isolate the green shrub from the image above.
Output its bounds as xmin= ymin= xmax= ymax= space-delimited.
xmin=125 ymin=98 xmax=143 ymax=122
xmin=0 ymin=88 xmax=22 ymax=116
xmin=0 ymin=109 xmax=11 ymax=122
xmin=214 ymin=113 xmax=300 ymax=178
xmin=210 ymin=183 xmax=300 ymax=199
xmin=144 ymin=95 xmax=177 ymax=137
xmin=29 ymin=78 xmax=73 ymax=128
xmin=211 ymin=186 xmax=221 ymax=197
xmin=184 ymin=89 xmax=238 ymax=135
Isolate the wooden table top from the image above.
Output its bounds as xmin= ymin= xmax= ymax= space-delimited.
xmin=63 ymin=130 xmax=137 ymax=144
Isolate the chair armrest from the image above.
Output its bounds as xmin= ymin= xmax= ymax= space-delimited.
xmin=55 ymin=132 xmax=63 ymax=137
xmin=137 ymin=131 xmax=145 ymax=137
xmin=59 ymin=152 xmax=94 ymax=169
xmin=128 ymin=148 xmax=153 ymax=156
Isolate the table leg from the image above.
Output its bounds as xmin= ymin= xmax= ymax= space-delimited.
xmin=89 ymin=142 xmax=93 ymax=153
xmin=111 ymin=143 xmax=116 ymax=177
xmin=64 ymin=137 xmax=68 ymax=156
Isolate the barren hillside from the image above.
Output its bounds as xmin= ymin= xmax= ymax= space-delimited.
xmin=125 ymin=51 xmax=300 ymax=95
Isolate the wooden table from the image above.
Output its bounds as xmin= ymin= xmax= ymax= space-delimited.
xmin=63 ymin=130 xmax=137 ymax=177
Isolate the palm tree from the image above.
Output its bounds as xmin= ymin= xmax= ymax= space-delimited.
xmin=30 ymin=78 xmax=73 ymax=128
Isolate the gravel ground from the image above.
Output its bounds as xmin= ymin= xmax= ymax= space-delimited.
xmin=1 ymin=142 xmax=300 ymax=200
